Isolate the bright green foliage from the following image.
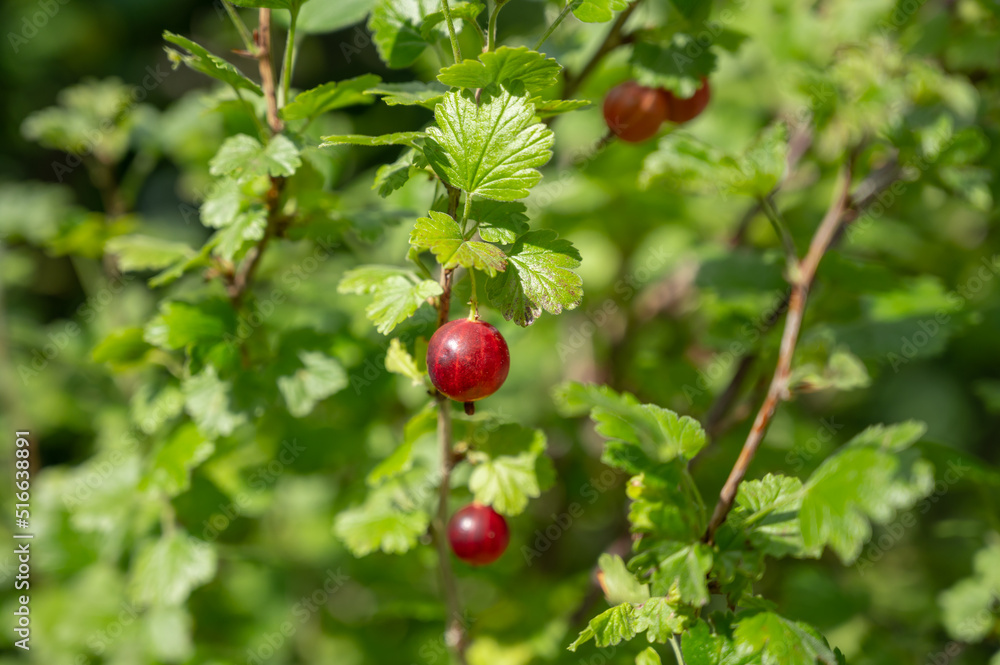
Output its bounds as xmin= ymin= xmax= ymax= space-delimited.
xmin=163 ymin=32 xmax=262 ymax=95
xmin=368 ymin=0 xmax=438 ymax=68
xmin=128 ymin=531 xmax=218 ymax=607
xmin=277 ymin=350 xmax=348 ymax=417
xmin=410 ymin=210 xmax=508 ymax=275
xmin=732 ymin=612 xmax=837 ymax=665
xmin=281 ymin=74 xmax=381 ymax=122
xmin=437 ymin=47 xmax=562 ymax=93
xmin=460 ymin=421 xmax=553 ymax=515
xmin=338 ymin=265 xmax=442 ymax=334
xmin=939 ymin=537 xmax=1000 ymax=642
xmin=573 ymin=0 xmax=629 ymax=23
xmin=210 ymin=134 xmax=302 ymax=179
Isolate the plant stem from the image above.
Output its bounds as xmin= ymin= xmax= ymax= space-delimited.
xmin=534 ymin=0 xmax=578 ymax=51
xmin=279 ymin=6 xmax=299 ymax=108
xmin=486 ymin=0 xmax=503 ymax=52
xmin=441 ymin=0 xmax=463 ymax=64
xmin=669 ymin=636 xmax=685 ymax=665
xmin=704 ymin=158 xmax=856 ymax=543
xmin=255 ymin=8 xmax=283 ymax=134
xmin=562 ymin=0 xmax=642 ymax=99
xmin=223 ymin=1 xmax=257 ymax=55
xmin=759 ymin=195 xmax=799 ymax=268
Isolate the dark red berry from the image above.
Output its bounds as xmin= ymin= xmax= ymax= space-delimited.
xmin=664 ymin=78 xmax=711 ymax=124
xmin=447 ymin=503 xmax=509 ymax=565
xmin=427 ymin=318 xmax=510 ymax=403
xmin=602 ymin=80 xmax=669 ymax=143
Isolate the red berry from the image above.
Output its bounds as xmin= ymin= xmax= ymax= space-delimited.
xmin=602 ymin=81 xmax=669 ymax=143
xmin=664 ymin=78 xmax=711 ymax=124
xmin=447 ymin=503 xmax=510 ymax=565
xmin=427 ymin=318 xmax=510 ymax=403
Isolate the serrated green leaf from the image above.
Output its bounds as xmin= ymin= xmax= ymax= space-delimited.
xmin=733 ymin=612 xmax=837 ymax=665
xmin=636 ymin=647 xmax=662 ymax=665
xmin=486 ymin=230 xmax=582 ymax=326
xmin=573 ymin=0 xmax=629 ymax=23
xmin=128 ymin=531 xmax=217 ymax=607
xmin=320 ymin=131 xmax=425 ymax=148
xmin=281 ymin=74 xmax=381 ymax=122
xmin=424 ymin=89 xmax=554 ymax=201
xmin=939 ymin=538 xmax=1000 ymax=642
xmin=277 ymin=351 xmax=348 ymax=417
xmin=460 ymin=422 xmax=549 ymax=515
xmin=105 ymin=235 xmax=196 ymax=272
xmin=368 ymin=406 xmax=436 ymax=486
xmin=210 ymin=134 xmax=301 ymax=179
xmin=163 ymin=31 xmax=262 ymax=95
xmin=146 ymin=422 xmax=214 ymax=497
xmin=728 ymin=474 xmax=807 ymax=559
xmin=469 ymin=454 xmax=539 ymax=516
xmin=200 ymin=178 xmax=242 ymax=229
xmin=569 ymin=603 xmax=637 ymax=651
xmin=411 ymin=210 xmax=508 ymax=276
xmin=213 ymin=205 xmax=267 ymax=262
xmin=334 ymin=496 xmax=430 ymax=556
xmin=367 ymin=81 xmax=448 ymax=108
xmin=420 ymin=1 xmax=483 ymax=40
xmin=599 ymin=554 xmax=650 ymax=605
xmin=470 ymin=200 xmax=529 ymax=243
xmin=799 ymin=421 xmax=933 ymax=562
xmin=634 ymin=596 xmax=693 ymax=644
xmin=437 ymin=46 xmax=561 ymax=94
xmin=339 ymin=265 xmax=443 ymax=335
xmin=182 ymin=366 xmax=247 ymax=439
xmin=682 ymin=619 xmax=755 ymax=665
xmin=385 ymin=338 xmax=425 ymax=385
xmin=368 ymin=0 xmax=435 ymax=69
xmin=532 ymin=97 xmax=592 ymax=118
xmin=650 ymin=543 xmax=713 ymax=606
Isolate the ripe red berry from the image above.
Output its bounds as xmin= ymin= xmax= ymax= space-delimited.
xmin=664 ymin=78 xmax=711 ymax=124
xmin=427 ymin=318 xmax=510 ymax=403
xmin=447 ymin=503 xmax=510 ymax=565
xmin=602 ymin=80 xmax=669 ymax=143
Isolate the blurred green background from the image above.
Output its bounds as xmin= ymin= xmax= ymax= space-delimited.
xmin=1 ymin=0 xmax=999 ymax=664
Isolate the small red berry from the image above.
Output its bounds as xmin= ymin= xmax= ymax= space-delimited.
xmin=664 ymin=78 xmax=711 ymax=124
xmin=447 ymin=503 xmax=510 ymax=565
xmin=602 ymin=80 xmax=669 ymax=143
xmin=427 ymin=318 xmax=510 ymax=403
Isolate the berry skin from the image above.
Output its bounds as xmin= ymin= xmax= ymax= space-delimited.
xmin=602 ymin=81 xmax=669 ymax=143
xmin=427 ymin=318 xmax=510 ymax=403
xmin=447 ymin=503 xmax=510 ymax=565
xmin=664 ymin=78 xmax=711 ymax=124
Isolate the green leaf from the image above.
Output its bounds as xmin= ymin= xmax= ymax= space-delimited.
xmin=569 ymin=603 xmax=637 ymax=651
xmin=209 ymin=134 xmax=302 ymax=179
xmin=631 ymin=36 xmax=717 ymax=98
xmin=200 ymin=178 xmax=243 ymax=229
xmin=334 ymin=494 xmax=430 ymax=556
xmin=182 ymin=366 xmax=247 ymax=439
xmin=939 ymin=538 xmax=1000 ymax=642
xmin=163 ymin=31 xmax=262 ymax=95
xmin=368 ymin=0 xmax=435 ymax=68
xmin=144 ymin=300 xmax=235 ymax=351
xmin=573 ymin=0 xmax=629 ymax=23
xmin=464 ymin=424 xmax=550 ymax=515
xmin=277 ymin=351 xmax=349 ymax=417
xmin=128 ymin=531 xmax=217 ymax=607
xmin=281 ymin=74 xmax=381 ymax=122
xmin=634 ymin=596 xmax=693 ymax=644
xmin=373 ymin=148 xmax=427 ymax=197
xmin=213 ymin=205 xmax=267 ymax=262
xmin=293 ymin=0 xmax=374 ymax=34
xmin=599 ymin=554 xmax=650 ymax=605
xmin=368 ymin=406 xmax=435 ymax=486
xmin=470 ymin=200 xmax=529 ymax=243
xmin=424 ymin=89 xmax=554 ymax=201
xmin=146 ymin=422 xmax=214 ymax=497
xmin=553 ymin=382 xmax=707 ymax=463
xmin=338 ymin=265 xmax=443 ymax=335
xmin=410 ymin=210 xmax=508 ymax=276
xmin=728 ymin=474 xmax=807 ymax=559
xmin=366 ymin=81 xmax=448 ymax=108
xmin=650 ymin=543 xmax=713 ymax=606
xmin=626 ymin=461 xmax=706 ymax=542
xmin=105 ymin=235 xmax=196 ymax=272
xmin=799 ymin=421 xmax=934 ymax=563
xmin=320 ymin=131 xmax=425 ymax=148
xmin=532 ymin=97 xmax=592 ymax=118
xmin=636 ymin=647 xmax=662 ymax=665
xmin=733 ymin=612 xmax=837 ymax=665
xmin=420 ymin=1 xmax=484 ymax=39
xmin=682 ymin=620 xmax=748 ymax=665
xmin=385 ymin=338 xmax=425 ymax=386
xmin=486 ymin=230 xmax=582 ymax=326
xmin=437 ymin=46 xmax=561 ymax=94
xmin=92 ymin=327 xmax=153 ymax=369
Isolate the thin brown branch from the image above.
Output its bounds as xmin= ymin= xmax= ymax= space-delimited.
xmin=562 ymin=0 xmax=642 ymax=99
xmin=704 ymin=157 xmax=856 ymax=543
xmin=256 ymin=8 xmax=283 ymax=134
